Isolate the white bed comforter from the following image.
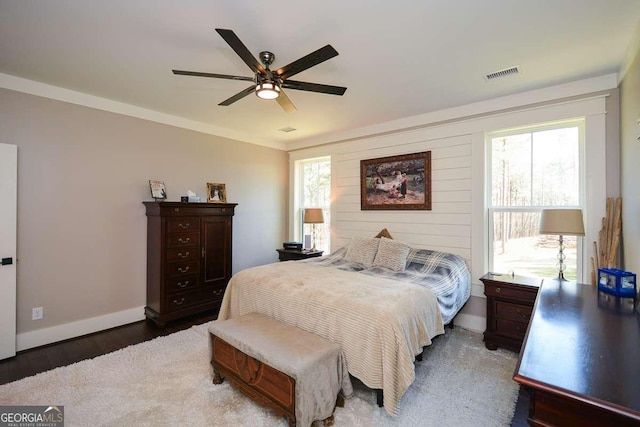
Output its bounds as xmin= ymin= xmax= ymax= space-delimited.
xmin=218 ymin=261 xmax=445 ymax=415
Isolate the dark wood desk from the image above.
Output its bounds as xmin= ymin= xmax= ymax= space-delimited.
xmin=514 ymin=279 xmax=640 ymax=426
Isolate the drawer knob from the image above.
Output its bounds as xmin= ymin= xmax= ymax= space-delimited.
xmin=178 ymin=237 xmax=190 ymax=244
xmin=177 ymin=281 xmax=189 ymax=288
xmin=178 ymin=252 xmax=190 ymax=258
xmin=496 ymin=287 xmax=501 ymax=293
xmin=174 ymin=208 xmax=180 ymax=212
xmin=177 ymin=266 xmax=190 ymax=273
xmin=173 ymin=298 xmax=185 ymax=305
xmin=213 ymin=289 xmax=224 ymax=296
xmin=178 ymin=223 xmax=190 ymax=229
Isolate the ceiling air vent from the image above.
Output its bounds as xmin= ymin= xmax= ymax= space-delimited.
xmin=486 ymin=66 xmax=520 ymax=80
xmin=279 ymin=126 xmax=297 ymax=133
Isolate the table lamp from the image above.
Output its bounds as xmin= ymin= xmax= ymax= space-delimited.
xmin=303 ymin=208 xmax=324 ymax=251
xmin=539 ymin=208 xmax=585 ymax=281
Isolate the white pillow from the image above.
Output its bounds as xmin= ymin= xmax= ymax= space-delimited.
xmin=373 ymin=237 xmax=410 ymax=271
xmin=344 ymin=237 xmax=380 ymax=267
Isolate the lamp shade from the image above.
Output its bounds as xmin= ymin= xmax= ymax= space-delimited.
xmin=303 ymin=208 xmax=324 ymax=224
xmin=539 ymin=209 xmax=585 ymax=236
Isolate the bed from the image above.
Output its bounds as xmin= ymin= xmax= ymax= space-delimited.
xmin=217 ymin=237 xmax=471 ymax=415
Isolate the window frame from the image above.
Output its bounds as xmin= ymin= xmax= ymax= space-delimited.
xmin=293 ymin=156 xmax=331 ymax=252
xmin=486 ymin=119 xmax=586 ymax=282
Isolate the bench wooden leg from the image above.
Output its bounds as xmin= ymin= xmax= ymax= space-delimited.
xmin=212 ymin=369 xmax=224 ymax=385
xmin=376 ymin=389 xmax=383 ymax=407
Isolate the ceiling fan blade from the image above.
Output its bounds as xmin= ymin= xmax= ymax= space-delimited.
xmin=275 ymin=45 xmax=339 ymax=80
xmin=172 ymin=70 xmax=254 ymax=82
xmin=215 ymin=28 xmax=265 ymax=74
xmin=218 ymin=86 xmax=255 ymax=106
xmin=276 ymin=89 xmax=297 ymax=113
xmin=283 ymin=80 xmax=347 ymax=96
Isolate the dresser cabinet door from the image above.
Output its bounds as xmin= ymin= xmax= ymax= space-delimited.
xmin=201 ymin=216 xmax=232 ymax=288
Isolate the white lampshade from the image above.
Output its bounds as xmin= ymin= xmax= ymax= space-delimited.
xmin=303 ymin=208 xmax=324 ymax=224
xmin=539 ymin=209 xmax=585 ymax=236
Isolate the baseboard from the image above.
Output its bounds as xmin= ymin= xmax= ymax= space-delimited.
xmin=453 ymin=312 xmax=485 ymax=333
xmin=16 ymin=306 xmax=146 ymax=351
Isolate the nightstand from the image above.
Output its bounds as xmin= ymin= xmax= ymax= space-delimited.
xmin=480 ymin=273 xmax=542 ymax=352
xmin=276 ymin=248 xmax=323 ymax=262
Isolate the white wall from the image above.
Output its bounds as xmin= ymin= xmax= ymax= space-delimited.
xmin=290 ymin=84 xmax=615 ymax=331
xmin=620 ymin=46 xmax=640 ymax=275
xmin=0 ymin=88 xmax=288 ymax=350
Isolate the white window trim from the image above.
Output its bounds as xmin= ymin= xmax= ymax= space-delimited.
xmin=485 ymin=119 xmax=586 ymax=282
xmin=293 ymin=156 xmax=331 ymax=245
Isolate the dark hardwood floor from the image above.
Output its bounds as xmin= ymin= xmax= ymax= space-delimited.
xmin=0 ymin=313 xmax=529 ymax=425
xmin=0 ymin=311 xmax=218 ymax=386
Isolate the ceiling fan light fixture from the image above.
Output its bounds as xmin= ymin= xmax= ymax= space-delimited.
xmin=255 ymin=81 xmax=281 ymax=100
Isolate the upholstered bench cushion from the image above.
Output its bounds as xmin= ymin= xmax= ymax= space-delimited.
xmin=208 ymin=312 xmax=353 ymax=426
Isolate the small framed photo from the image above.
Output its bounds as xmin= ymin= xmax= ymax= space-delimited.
xmin=207 ymin=182 xmax=227 ymax=203
xmin=149 ymin=180 xmax=167 ymax=200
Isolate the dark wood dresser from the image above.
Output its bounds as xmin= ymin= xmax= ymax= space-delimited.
xmin=143 ymin=202 xmax=237 ymax=326
xmin=481 ymin=273 xmax=542 ymax=352
xmin=514 ymin=279 xmax=640 ymax=426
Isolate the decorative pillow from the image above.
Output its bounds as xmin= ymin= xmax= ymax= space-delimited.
xmin=344 ymin=236 xmax=380 ymax=267
xmin=374 ymin=228 xmax=393 ymax=239
xmin=373 ymin=237 xmax=410 ymax=271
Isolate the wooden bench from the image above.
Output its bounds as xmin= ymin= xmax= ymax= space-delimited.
xmin=208 ymin=312 xmax=352 ymax=427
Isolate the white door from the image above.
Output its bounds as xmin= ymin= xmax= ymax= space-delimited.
xmin=0 ymin=143 xmax=17 ymax=360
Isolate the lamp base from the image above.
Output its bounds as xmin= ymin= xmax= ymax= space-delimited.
xmin=557 ymin=271 xmax=568 ymax=281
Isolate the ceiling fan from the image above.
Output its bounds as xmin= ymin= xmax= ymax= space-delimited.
xmin=172 ymin=28 xmax=347 ymax=113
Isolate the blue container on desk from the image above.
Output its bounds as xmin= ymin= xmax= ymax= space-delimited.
xmin=598 ymin=268 xmax=637 ymax=298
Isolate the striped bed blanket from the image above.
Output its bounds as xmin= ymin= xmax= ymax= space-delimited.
xmin=304 ymin=246 xmax=471 ymax=325
xmin=218 ymin=247 xmax=470 ymax=416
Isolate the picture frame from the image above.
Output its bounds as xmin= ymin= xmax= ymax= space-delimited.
xmin=149 ymin=180 xmax=167 ymax=200
xmin=360 ymin=151 xmax=431 ymax=210
xmin=207 ymin=182 xmax=227 ymax=203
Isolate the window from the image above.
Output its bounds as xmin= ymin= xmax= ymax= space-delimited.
xmin=297 ymin=157 xmax=330 ymax=252
xmin=487 ymin=120 xmax=584 ymax=281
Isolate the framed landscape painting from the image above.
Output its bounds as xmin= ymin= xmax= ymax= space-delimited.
xmin=360 ymin=151 xmax=431 ymax=210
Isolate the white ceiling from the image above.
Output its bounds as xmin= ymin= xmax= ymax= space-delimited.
xmin=1 ymin=1 xmax=639 ymax=150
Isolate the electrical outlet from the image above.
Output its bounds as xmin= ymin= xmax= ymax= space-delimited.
xmin=32 ymin=307 xmax=43 ymax=320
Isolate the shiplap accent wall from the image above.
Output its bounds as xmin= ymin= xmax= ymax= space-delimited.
xmin=290 ymin=94 xmax=612 ymax=332
xmin=331 ymin=132 xmax=473 ymax=262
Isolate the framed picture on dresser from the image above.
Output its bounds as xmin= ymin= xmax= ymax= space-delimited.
xmin=149 ymin=180 xmax=167 ymax=200
xmin=207 ymin=182 xmax=227 ymax=203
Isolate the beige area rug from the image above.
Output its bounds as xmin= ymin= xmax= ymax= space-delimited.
xmin=0 ymin=323 xmax=519 ymax=426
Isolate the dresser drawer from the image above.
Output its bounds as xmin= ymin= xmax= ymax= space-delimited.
xmin=167 ymin=218 xmax=199 ymax=233
xmin=165 ymin=274 xmax=198 ymax=293
xmin=198 ymin=286 xmax=226 ymax=301
xmin=166 ymin=261 xmax=198 ymax=277
xmin=495 ymin=300 xmax=533 ymax=322
xmin=484 ymin=283 xmax=536 ymax=302
xmin=166 ymin=232 xmax=199 ymax=248
xmin=496 ymin=318 xmax=529 ymax=341
xmin=165 ymin=292 xmax=203 ymax=313
xmin=166 ymin=247 xmax=198 ymax=262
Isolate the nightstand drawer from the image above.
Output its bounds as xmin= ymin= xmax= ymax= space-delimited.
xmin=496 ymin=318 xmax=529 ymax=341
xmin=495 ymin=300 xmax=533 ymax=322
xmin=484 ymin=283 xmax=536 ymax=302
